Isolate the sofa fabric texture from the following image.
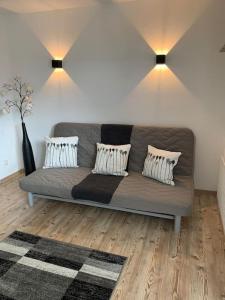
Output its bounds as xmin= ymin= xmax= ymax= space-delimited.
xmin=20 ymin=168 xmax=193 ymax=216
xmin=20 ymin=123 xmax=195 ymax=217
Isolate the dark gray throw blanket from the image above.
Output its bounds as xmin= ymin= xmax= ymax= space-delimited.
xmin=71 ymin=174 xmax=123 ymax=204
xmin=71 ymin=124 xmax=133 ymax=204
xmin=101 ymin=124 xmax=133 ymax=145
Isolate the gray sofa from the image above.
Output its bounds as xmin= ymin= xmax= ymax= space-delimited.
xmin=19 ymin=123 xmax=195 ymax=233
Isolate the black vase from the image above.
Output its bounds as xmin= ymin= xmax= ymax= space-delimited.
xmin=22 ymin=122 xmax=36 ymax=176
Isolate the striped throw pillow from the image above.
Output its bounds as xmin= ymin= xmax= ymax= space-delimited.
xmin=43 ymin=136 xmax=79 ymax=168
xmin=92 ymin=143 xmax=131 ymax=176
xmin=142 ymin=145 xmax=181 ymax=186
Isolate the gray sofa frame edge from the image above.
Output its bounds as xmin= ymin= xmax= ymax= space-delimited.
xmin=27 ymin=192 xmax=182 ymax=233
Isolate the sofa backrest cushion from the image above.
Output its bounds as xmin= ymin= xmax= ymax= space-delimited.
xmin=54 ymin=123 xmax=194 ymax=176
xmin=54 ymin=123 xmax=101 ymax=168
xmin=129 ymin=126 xmax=194 ymax=176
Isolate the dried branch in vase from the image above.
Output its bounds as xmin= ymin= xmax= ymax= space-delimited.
xmin=0 ymin=76 xmax=34 ymax=122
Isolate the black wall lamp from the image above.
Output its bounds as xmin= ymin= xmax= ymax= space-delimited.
xmin=156 ymin=55 xmax=166 ymax=65
xmin=52 ymin=59 xmax=63 ymax=69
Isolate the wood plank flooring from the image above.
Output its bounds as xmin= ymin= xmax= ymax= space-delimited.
xmin=0 ymin=178 xmax=225 ymax=300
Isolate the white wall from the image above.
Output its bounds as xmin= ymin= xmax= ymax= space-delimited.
xmin=217 ymin=157 xmax=225 ymax=231
xmin=0 ymin=0 xmax=225 ymax=190
xmin=0 ymin=9 xmax=23 ymax=179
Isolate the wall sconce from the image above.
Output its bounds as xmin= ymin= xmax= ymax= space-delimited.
xmin=52 ymin=59 xmax=63 ymax=69
xmin=156 ymin=55 xmax=166 ymax=65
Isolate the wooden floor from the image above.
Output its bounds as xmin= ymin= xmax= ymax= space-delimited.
xmin=0 ymin=177 xmax=225 ymax=300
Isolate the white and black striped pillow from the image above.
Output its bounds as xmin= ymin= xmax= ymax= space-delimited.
xmin=142 ymin=145 xmax=182 ymax=186
xmin=43 ymin=136 xmax=79 ymax=168
xmin=92 ymin=143 xmax=131 ymax=176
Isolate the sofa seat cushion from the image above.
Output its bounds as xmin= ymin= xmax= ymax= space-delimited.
xmin=111 ymin=172 xmax=193 ymax=216
xmin=19 ymin=168 xmax=90 ymax=200
xmin=20 ymin=168 xmax=193 ymax=216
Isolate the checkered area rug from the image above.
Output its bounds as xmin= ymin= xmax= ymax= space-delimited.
xmin=0 ymin=231 xmax=127 ymax=300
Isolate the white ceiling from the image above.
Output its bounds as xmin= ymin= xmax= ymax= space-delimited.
xmin=0 ymin=0 xmax=135 ymax=14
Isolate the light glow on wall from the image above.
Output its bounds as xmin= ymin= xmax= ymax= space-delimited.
xmin=154 ymin=64 xmax=168 ymax=71
xmin=154 ymin=49 xmax=169 ymax=56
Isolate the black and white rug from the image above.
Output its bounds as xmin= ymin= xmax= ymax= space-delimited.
xmin=0 ymin=231 xmax=127 ymax=300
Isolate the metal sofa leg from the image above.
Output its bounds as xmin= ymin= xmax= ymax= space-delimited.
xmin=170 ymin=216 xmax=182 ymax=258
xmin=174 ymin=216 xmax=181 ymax=233
xmin=28 ymin=192 xmax=34 ymax=207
